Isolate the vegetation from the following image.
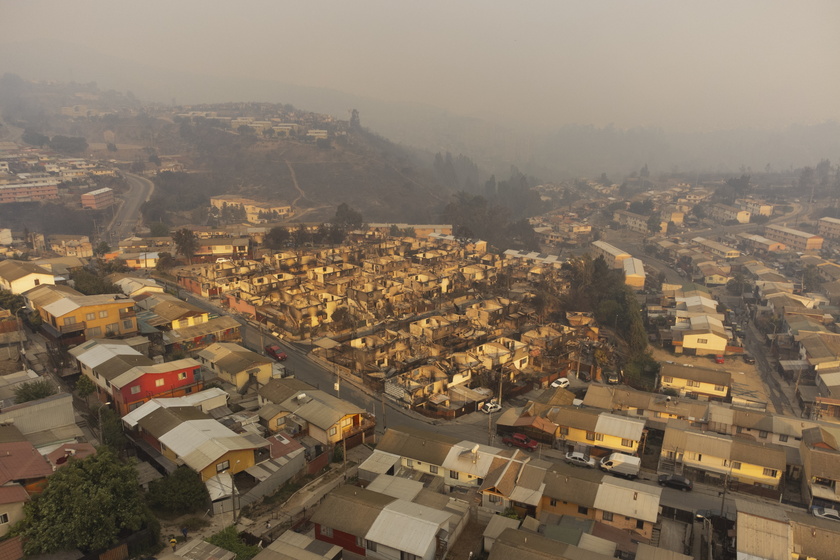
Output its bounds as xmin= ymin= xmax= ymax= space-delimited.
xmin=75 ymin=375 xmax=97 ymax=402
xmin=443 ymin=192 xmax=539 ymax=251
xmin=0 ymin=289 xmax=25 ymax=313
xmin=71 ymin=269 xmax=120 ymax=295
xmin=173 ymin=228 xmax=199 ymax=263
xmin=13 ymin=449 xmax=153 ymax=555
xmin=207 ymin=526 xmax=260 ymax=560
xmin=99 ymin=406 xmax=128 ymax=451
xmin=14 ymin=379 xmax=57 ymax=404
xmin=147 ymin=466 xmax=210 ymax=516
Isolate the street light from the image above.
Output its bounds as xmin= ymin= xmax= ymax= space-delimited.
xmin=98 ymin=401 xmax=112 ymax=445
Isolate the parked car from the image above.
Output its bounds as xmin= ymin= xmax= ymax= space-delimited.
xmin=743 ymin=353 xmax=756 ymax=364
xmin=216 ymin=257 xmax=232 ymax=264
xmin=264 ymin=344 xmax=288 ymax=361
xmin=565 ymin=451 xmax=596 ymax=468
xmin=658 ymin=474 xmax=693 ymax=491
xmin=812 ymin=507 xmax=840 ymax=522
xmin=605 ymin=371 xmax=621 ymax=385
xmin=481 ymin=402 xmax=502 ymax=414
xmin=550 ymin=378 xmax=570 ymax=389
xmin=714 ymin=355 xmax=725 ymax=364
xmin=502 ymin=433 xmax=538 ymax=452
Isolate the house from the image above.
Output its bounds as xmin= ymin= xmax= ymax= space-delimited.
xmin=0 ymin=426 xmax=54 ymax=495
xmin=800 ymin=426 xmax=840 ymax=509
xmin=311 ymin=485 xmax=455 ymax=560
xmin=479 ymin=452 xmax=549 ymax=518
xmin=122 ymin=393 xmax=271 ymax=481
xmin=554 ymin=408 xmax=646 ymax=455
xmin=623 ymin=257 xmax=646 ymax=290
xmin=669 ymin=315 xmax=729 ymax=357
xmin=252 ymin=531 xmax=342 ymax=560
xmin=660 ymin=422 xmax=785 ymax=490
xmin=0 ymin=393 xmax=83 ymax=450
xmin=0 ymin=260 xmax=54 ymax=294
xmin=197 ymin=342 xmax=273 ymax=391
xmin=489 ymin=528 xmax=616 ymax=560
xmin=0 ymin=485 xmax=29 ymax=537
xmin=258 ymin=378 xmax=374 ymax=448
xmin=69 ymin=338 xmax=203 ymax=415
xmin=659 ymin=362 xmax=730 ymax=400
xmin=26 ymin=285 xmax=137 ymax=346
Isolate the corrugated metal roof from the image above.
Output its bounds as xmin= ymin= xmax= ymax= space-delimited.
xmin=595 ymin=413 xmax=645 ymax=441
xmin=159 ymin=419 xmax=238 ymax=456
xmin=736 ymin=511 xmax=789 ymax=560
xmin=358 ymin=450 xmax=401 ymax=476
xmin=365 ymin=500 xmax=451 ymax=556
xmin=377 ymin=426 xmax=459 ymax=466
xmin=70 ymin=340 xmax=143 ymax=368
xmin=310 ymin=486 xmax=394 ymax=538
xmin=367 ymin=474 xmax=424 ymax=501
xmin=441 ymin=441 xmax=502 ymax=479
xmin=593 ymin=478 xmax=661 ymax=523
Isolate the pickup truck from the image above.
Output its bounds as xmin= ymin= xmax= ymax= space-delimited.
xmin=502 ymin=433 xmax=538 ymax=452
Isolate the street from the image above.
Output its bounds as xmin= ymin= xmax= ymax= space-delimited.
xmin=105 ymin=172 xmax=155 ymax=242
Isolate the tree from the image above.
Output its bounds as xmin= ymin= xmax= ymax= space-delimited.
xmin=147 ymin=466 xmax=209 ymax=515
xmin=803 ymin=264 xmax=822 ymax=292
xmin=155 ymin=252 xmax=177 ymax=272
xmin=13 ymin=449 xmax=152 ymax=555
xmin=264 ymin=226 xmax=291 ymax=249
xmin=647 ymin=212 xmax=662 ymax=233
xmin=49 ymin=135 xmax=88 ymax=154
xmin=14 ymin=379 xmax=57 ymax=404
xmin=70 ymin=269 xmax=119 ymax=295
xmin=0 ymin=289 xmax=25 ymax=313
xmin=640 ymin=163 xmax=649 ymax=178
xmin=172 ymin=228 xmax=199 ymax=264
xmin=148 ymin=221 xmax=170 ymax=237
xmin=332 ymin=203 xmax=364 ymax=231
xmin=21 ymin=129 xmax=49 ymax=147
xmin=94 ymin=241 xmax=111 ymax=256
xmin=99 ymin=406 xmax=127 ymax=451
xmin=75 ymin=375 xmax=96 ymax=404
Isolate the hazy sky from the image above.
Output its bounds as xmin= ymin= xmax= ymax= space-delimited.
xmin=3 ymin=0 xmax=839 ymax=132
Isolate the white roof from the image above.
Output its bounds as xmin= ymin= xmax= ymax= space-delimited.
xmin=441 ymin=441 xmax=502 ymax=478
xmin=623 ymin=257 xmax=646 ymax=277
xmin=42 ymin=298 xmax=81 ymax=317
xmin=594 ymin=478 xmax=661 ymax=523
xmin=70 ymin=340 xmax=142 ymax=368
xmin=159 ymin=419 xmax=238 ymax=457
xmin=121 ymin=389 xmax=229 ymax=428
xmin=367 ymin=474 xmax=424 ymax=501
xmin=365 ymin=500 xmax=450 ymax=556
xmin=595 ymin=413 xmax=646 ymax=441
xmin=205 ymin=472 xmax=234 ymax=501
xmin=358 ymin=450 xmax=401 ymax=475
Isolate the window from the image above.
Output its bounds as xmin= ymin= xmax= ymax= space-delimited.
xmin=636 ymin=408 xmax=645 ymax=416
xmin=488 ymin=494 xmax=501 ymax=503
xmin=450 ymin=471 xmax=459 ymax=480
xmin=714 ymin=385 xmax=725 ymax=392
xmin=429 ymin=465 xmax=439 ymax=474
xmin=586 ymin=431 xmax=596 ymax=441
xmin=763 ymin=468 xmax=778 ymax=477
xmin=662 ymin=376 xmax=673 ymax=383
xmin=400 ymin=553 xmax=418 ymax=560
xmin=87 ymin=326 xmax=102 ymax=337
xmin=779 ymin=434 xmax=789 ymax=443
xmin=602 ymin=511 xmax=613 ymax=521
xmin=99 ymin=310 xmax=109 ymax=318
xmin=123 ymin=319 xmax=133 ymax=329
xmin=560 ymin=426 xmax=569 ymax=436
xmin=216 ymin=460 xmax=230 ymax=472
xmin=155 ymin=379 xmax=165 ymax=387
xmin=595 ymin=433 xmax=604 ymax=441
xmin=636 ymin=519 xmax=645 ymax=530
xmin=687 ymin=380 xmax=701 ymax=388
xmin=0 ymin=513 xmax=8 ymax=524
xmin=577 ymin=506 xmax=588 ymax=515
xmin=550 ymin=499 xmax=557 ymax=507
xmin=178 ymin=372 xmax=187 ymax=380
xmin=276 ymin=418 xmax=284 ymax=427
xmin=320 ymin=526 xmax=333 ymax=538
xmin=355 ymin=536 xmax=363 ymax=547
xmin=759 ymin=430 xmax=768 ymax=439
xmin=406 ymin=459 xmax=414 ymax=467
xmin=696 ymin=453 xmax=703 ymax=461
xmin=130 ymin=386 xmax=141 ymax=395
xmin=731 ymin=462 xmax=741 ymax=470
xmin=621 ymin=438 xmax=633 ymax=447
xmin=329 ymin=427 xmax=337 ymax=436
xmin=63 ymin=316 xmax=76 ymax=326
xmin=366 ymin=540 xmax=377 ymax=552
xmin=697 ymin=338 xmax=708 ymax=344
xmin=86 ymin=312 xmax=96 ymax=321
xmin=106 ymin=323 xmax=119 ymax=334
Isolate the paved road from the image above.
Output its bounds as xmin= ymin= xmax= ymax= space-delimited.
xmin=104 ymin=173 xmax=154 ymax=243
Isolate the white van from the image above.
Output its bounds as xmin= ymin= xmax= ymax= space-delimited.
xmin=599 ymin=453 xmax=641 ymax=479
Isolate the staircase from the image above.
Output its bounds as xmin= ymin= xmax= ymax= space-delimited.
xmin=650 ymin=525 xmax=662 ymax=548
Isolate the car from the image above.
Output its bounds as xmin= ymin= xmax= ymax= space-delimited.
xmin=658 ymin=474 xmax=693 ymax=491
xmin=812 ymin=507 xmax=840 ymax=522
xmin=565 ymin=451 xmax=596 ymax=468
xmin=264 ymin=344 xmax=288 ymax=361
xmin=550 ymin=378 xmax=570 ymax=389
xmin=605 ymin=371 xmax=621 ymax=385
xmin=743 ymin=353 xmax=755 ymax=364
xmin=502 ymin=433 xmax=538 ymax=452
xmin=714 ymin=355 xmax=725 ymax=364
xmin=481 ymin=402 xmax=502 ymax=414
xmin=216 ymin=257 xmax=232 ymax=264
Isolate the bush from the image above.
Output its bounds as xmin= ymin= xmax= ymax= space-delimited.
xmin=147 ymin=466 xmax=210 ymax=515
xmin=207 ymin=526 xmax=260 ymax=560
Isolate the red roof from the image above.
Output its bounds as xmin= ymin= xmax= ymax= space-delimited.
xmin=0 ymin=442 xmax=54 ymax=484
xmin=46 ymin=443 xmax=97 ymax=468
xmin=267 ymin=432 xmax=304 ymax=459
xmin=0 ymin=536 xmax=23 ymax=560
xmin=0 ymin=484 xmax=29 ymax=505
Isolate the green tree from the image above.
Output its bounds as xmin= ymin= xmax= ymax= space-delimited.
xmin=75 ymin=375 xmax=96 ymax=404
xmin=264 ymin=226 xmax=291 ymax=249
xmin=94 ymin=241 xmax=111 ymax=256
xmin=71 ymin=269 xmax=119 ymax=295
xmin=98 ymin=406 xmax=127 ymax=450
xmin=0 ymin=289 xmax=25 ymax=313
xmin=207 ymin=526 xmax=260 ymax=560
xmin=12 ymin=449 xmax=152 ymax=555
xmin=147 ymin=466 xmax=210 ymax=515
xmin=149 ymin=222 xmax=170 ymax=237
xmin=49 ymin=135 xmax=88 ymax=154
xmin=22 ymin=129 xmax=49 ymax=147
xmin=647 ymin=212 xmax=662 ymax=233
xmin=332 ymin=203 xmax=364 ymax=230
xmin=155 ymin=252 xmax=177 ymax=272
xmin=803 ymin=265 xmax=822 ymax=292
xmin=172 ymin=228 xmax=199 ymax=264
xmin=14 ymin=379 xmax=57 ymax=404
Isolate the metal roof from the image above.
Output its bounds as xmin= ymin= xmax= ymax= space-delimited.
xmin=366 ymin=474 xmax=424 ymax=501
xmin=441 ymin=441 xmax=502 ymax=479
xmin=593 ymin=478 xmax=661 ymax=523
xmin=358 ymin=449 xmax=401 ymax=476
xmin=310 ymin=485 xmax=395 ymax=538
xmin=365 ymin=500 xmax=451 ymax=556
xmin=594 ymin=413 xmax=645 ymax=441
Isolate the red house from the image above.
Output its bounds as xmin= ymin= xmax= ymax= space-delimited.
xmin=69 ymin=339 xmax=204 ymax=415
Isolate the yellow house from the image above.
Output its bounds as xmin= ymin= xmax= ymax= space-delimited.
xmin=660 ymin=424 xmax=785 ymax=489
xmin=553 ymin=407 xmax=646 ymax=454
xmin=135 ymin=292 xmax=209 ymax=330
xmin=0 ymin=485 xmax=28 ymax=537
xmin=27 ymin=285 xmax=137 ymax=343
xmin=197 ymin=342 xmax=273 ymax=390
xmin=123 ymin=400 xmax=270 ymax=481
xmin=659 ymin=362 xmax=731 ymax=400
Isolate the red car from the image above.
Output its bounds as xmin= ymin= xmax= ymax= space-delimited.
xmin=502 ymin=433 xmax=539 ymax=452
xmin=714 ymin=355 xmax=725 ymax=364
xmin=265 ymin=345 xmax=288 ymax=361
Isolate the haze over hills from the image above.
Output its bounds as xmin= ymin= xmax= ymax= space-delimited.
xmin=3 ymin=39 xmax=839 ymax=181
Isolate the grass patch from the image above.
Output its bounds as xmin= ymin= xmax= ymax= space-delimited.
xmin=206 ymin=526 xmax=260 ymax=560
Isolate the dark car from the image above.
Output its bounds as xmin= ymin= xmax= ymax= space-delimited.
xmin=502 ymin=433 xmax=538 ymax=452
xmin=264 ymin=344 xmax=288 ymax=361
xmin=743 ymin=353 xmax=756 ymax=364
xmin=658 ymin=474 xmax=693 ymax=491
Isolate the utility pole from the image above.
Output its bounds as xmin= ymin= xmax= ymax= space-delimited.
xmin=380 ymin=392 xmax=387 ymax=430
